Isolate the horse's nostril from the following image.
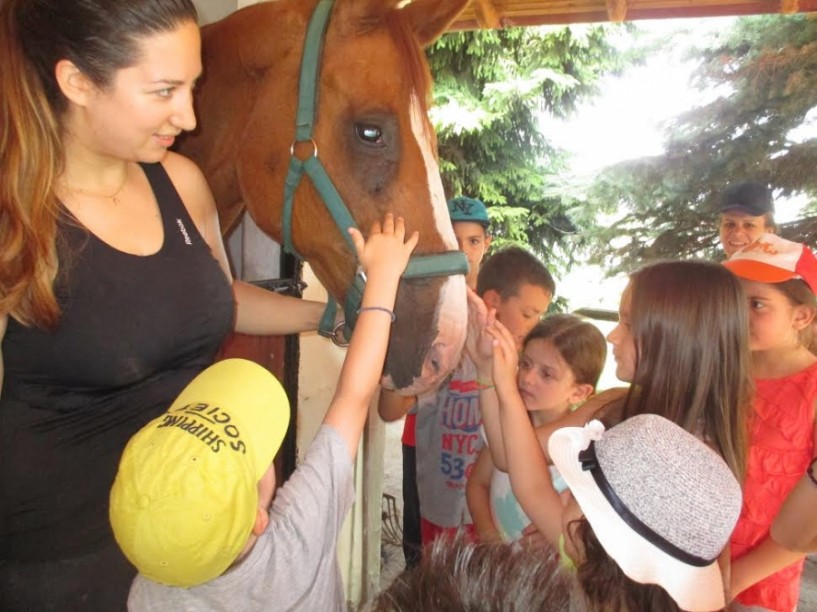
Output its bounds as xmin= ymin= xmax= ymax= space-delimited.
xmin=427 ymin=343 xmax=450 ymax=378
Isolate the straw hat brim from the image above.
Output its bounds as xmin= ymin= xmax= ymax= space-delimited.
xmin=549 ymin=425 xmax=726 ymax=612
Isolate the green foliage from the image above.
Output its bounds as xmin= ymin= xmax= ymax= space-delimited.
xmin=582 ymin=14 xmax=817 ymax=273
xmin=427 ymin=26 xmax=628 ymax=271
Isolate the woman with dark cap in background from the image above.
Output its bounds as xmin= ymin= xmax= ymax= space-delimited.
xmin=718 ymin=181 xmax=776 ymax=257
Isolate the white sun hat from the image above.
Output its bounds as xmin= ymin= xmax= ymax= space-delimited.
xmin=548 ymin=414 xmax=742 ymax=612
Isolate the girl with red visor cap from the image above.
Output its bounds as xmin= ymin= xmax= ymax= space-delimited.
xmin=724 ymin=234 xmax=817 ymax=611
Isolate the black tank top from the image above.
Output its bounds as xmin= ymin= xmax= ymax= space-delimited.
xmin=0 ymin=162 xmax=234 ymax=560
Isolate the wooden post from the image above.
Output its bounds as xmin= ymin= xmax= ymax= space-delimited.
xmin=606 ymin=0 xmax=629 ymax=22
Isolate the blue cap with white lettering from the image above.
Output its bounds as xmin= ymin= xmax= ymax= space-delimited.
xmin=448 ymin=196 xmax=490 ymax=228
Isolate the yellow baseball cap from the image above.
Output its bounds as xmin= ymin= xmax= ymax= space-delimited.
xmin=109 ymin=359 xmax=291 ymax=587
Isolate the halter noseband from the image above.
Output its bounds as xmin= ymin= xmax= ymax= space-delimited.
xmin=281 ymin=0 xmax=468 ymax=345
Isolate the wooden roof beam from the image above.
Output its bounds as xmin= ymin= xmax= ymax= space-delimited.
xmin=781 ymin=0 xmax=800 ymax=12
xmin=606 ymin=0 xmax=629 ymax=22
xmin=473 ymin=0 xmax=503 ymax=29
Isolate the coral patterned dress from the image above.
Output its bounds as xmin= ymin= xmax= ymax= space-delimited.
xmin=731 ymin=361 xmax=817 ymax=612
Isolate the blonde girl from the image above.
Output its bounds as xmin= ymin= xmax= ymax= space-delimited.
xmin=466 ymin=314 xmax=605 ymax=543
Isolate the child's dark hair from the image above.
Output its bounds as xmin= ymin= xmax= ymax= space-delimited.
xmin=569 ymin=518 xmax=705 ymax=612
xmin=476 ymin=246 xmax=555 ymax=300
xmin=524 ymin=314 xmax=607 ymax=389
xmin=369 ymin=533 xmax=570 ymax=611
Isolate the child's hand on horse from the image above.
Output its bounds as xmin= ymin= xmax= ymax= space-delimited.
xmin=485 ymin=319 xmax=519 ymax=394
xmin=349 ymin=213 xmax=419 ymax=283
xmin=465 ymin=288 xmax=496 ymax=377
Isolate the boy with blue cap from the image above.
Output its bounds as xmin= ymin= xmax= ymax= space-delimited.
xmin=447 ymin=196 xmax=492 ymax=289
xmin=381 ymin=197 xmax=554 ymax=556
xmin=110 ymin=214 xmax=418 ymax=610
xmin=380 ymin=196 xmax=492 ymax=567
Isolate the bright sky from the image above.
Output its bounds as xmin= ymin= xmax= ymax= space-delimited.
xmin=546 ymin=62 xmax=694 ymax=175
xmin=546 ymin=19 xmax=713 ymax=312
xmin=541 ymin=18 xmax=729 ymax=176
xmin=545 ymin=16 xmax=806 ymax=312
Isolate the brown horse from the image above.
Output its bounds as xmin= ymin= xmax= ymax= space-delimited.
xmin=180 ymin=0 xmax=470 ymax=395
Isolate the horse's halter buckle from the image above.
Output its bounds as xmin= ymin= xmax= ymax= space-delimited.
xmin=281 ymin=0 xmax=468 ymax=344
xmin=289 ymin=138 xmax=318 ymax=160
xmin=329 ymin=321 xmax=351 ymax=348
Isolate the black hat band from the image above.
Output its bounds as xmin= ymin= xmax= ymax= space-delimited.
xmin=578 ymin=442 xmax=714 ymax=568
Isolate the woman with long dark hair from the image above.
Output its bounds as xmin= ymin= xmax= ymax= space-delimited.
xmin=0 ymin=1 xmax=328 ymax=607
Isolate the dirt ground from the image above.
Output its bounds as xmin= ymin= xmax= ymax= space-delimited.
xmin=378 ymin=419 xmax=817 ymax=609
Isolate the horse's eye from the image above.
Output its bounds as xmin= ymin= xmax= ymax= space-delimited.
xmin=355 ymin=123 xmax=384 ymax=146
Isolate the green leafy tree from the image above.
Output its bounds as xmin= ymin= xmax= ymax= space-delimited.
xmin=582 ymin=14 xmax=817 ymax=274
xmin=427 ymin=26 xmax=629 ymax=270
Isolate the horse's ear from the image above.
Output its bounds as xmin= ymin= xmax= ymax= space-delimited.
xmin=401 ymin=0 xmax=470 ymax=47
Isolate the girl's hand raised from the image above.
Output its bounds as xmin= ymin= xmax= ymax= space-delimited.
xmin=485 ymin=319 xmax=519 ymax=394
xmin=464 ymin=288 xmax=496 ymax=376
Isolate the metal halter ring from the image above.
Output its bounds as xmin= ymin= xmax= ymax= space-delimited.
xmin=290 ymin=138 xmax=318 ymax=160
xmin=330 ymin=320 xmax=350 ymax=347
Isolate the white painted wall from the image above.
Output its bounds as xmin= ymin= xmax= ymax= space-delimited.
xmin=194 ymin=0 xmax=236 ymax=25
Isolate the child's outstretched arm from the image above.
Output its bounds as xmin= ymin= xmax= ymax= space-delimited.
xmin=466 ymin=447 xmax=502 ymax=543
xmin=730 ymin=539 xmax=805 ymax=599
xmin=323 ymin=214 xmax=419 ymax=459
xmin=464 ymin=290 xmax=508 ymax=470
xmin=377 ymin=389 xmax=416 ymax=423
xmin=770 ymin=420 xmax=817 ymax=553
xmin=486 ymin=319 xmax=563 ymax=548
xmin=730 ymin=415 xmax=817 ymax=598
xmin=531 ymin=387 xmax=628 ymax=464
xmin=770 ymin=461 xmax=817 ymax=553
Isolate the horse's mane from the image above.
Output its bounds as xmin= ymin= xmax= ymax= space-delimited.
xmin=386 ymin=13 xmax=433 ymax=108
xmin=353 ymin=4 xmax=436 ymax=148
xmin=388 ymin=10 xmax=437 ymax=149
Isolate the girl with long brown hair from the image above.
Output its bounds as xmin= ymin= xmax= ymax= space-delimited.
xmin=472 ymin=259 xmax=752 ymax=606
xmin=607 ymin=259 xmax=752 ymax=479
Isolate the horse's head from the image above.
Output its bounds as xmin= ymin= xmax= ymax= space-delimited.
xmin=182 ymin=0 xmax=470 ymax=395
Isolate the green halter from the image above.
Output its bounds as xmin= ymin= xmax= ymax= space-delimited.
xmin=281 ymin=0 xmax=468 ymax=345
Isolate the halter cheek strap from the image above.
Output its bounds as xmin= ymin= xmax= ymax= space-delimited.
xmin=282 ymin=0 xmax=467 ymax=345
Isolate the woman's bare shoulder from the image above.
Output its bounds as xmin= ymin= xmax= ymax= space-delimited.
xmin=161 ymin=152 xmax=210 ymax=198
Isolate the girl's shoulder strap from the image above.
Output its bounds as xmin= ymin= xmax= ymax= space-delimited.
xmin=138 ymin=162 xmax=203 ymax=249
xmin=139 ymin=162 xmax=187 ymax=218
